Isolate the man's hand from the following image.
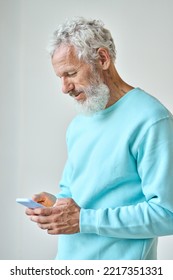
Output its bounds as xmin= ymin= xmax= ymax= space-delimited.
xmin=25 ymin=198 xmax=80 ymax=235
xmin=32 ymin=192 xmax=57 ymax=207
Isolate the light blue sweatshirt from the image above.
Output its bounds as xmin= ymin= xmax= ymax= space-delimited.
xmin=56 ymin=88 xmax=173 ymax=260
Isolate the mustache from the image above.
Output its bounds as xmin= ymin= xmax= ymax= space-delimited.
xmin=69 ymin=75 xmax=101 ymax=97
xmin=69 ymin=89 xmax=85 ymax=97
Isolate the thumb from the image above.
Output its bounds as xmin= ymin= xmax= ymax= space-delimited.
xmin=32 ymin=193 xmax=44 ymax=203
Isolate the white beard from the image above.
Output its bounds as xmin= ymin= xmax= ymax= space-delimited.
xmin=74 ymin=83 xmax=110 ymax=115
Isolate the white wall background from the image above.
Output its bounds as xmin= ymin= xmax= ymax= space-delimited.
xmin=0 ymin=0 xmax=173 ymax=259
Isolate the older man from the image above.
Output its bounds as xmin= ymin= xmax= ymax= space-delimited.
xmin=26 ymin=17 xmax=173 ymax=260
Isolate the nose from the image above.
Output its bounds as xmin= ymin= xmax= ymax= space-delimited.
xmin=61 ymin=77 xmax=74 ymax=94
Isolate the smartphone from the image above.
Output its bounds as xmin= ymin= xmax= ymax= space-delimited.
xmin=16 ymin=198 xmax=45 ymax=208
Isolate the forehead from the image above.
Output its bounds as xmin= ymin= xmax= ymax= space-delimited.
xmin=52 ymin=45 xmax=82 ymax=75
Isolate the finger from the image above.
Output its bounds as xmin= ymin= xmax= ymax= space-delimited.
xmin=30 ymin=215 xmax=51 ymax=224
xmin=25 ymin=208 xmax=38 ymax=216
xmin=37 ymin=223 xmax=53 ymax=230
xmin=47 ymin=224 xmax=77 ymax=235
xmin=32 ymin=193 xmax=45 ymax=203
xmin=30 ymin=207 xmax=53 ymax=216
xmin=47 ymin=225 xmax=69 ymax=235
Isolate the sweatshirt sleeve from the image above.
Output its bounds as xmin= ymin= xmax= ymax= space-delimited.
xmin=80 ymin=116 xmax=173 ymax=239
xmin=56 ymin=159 xmax=72 ymax=199
xmin=56 ymin=127 xmax=72 ymax=199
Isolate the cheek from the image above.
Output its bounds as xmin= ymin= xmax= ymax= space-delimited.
xmin=75 ymin=78 xmax=89 ymax=88
xmin=79 ymin=72 xmax=93 ymax=87
xmin=75 ymin=64 xmax=94 ymax=88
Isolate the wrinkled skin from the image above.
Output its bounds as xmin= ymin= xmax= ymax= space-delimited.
xmin=26 ymin=193 xmax=80 ymax=235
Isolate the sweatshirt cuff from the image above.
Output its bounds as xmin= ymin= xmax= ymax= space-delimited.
xmin=80 ymin=208 xmax=99 ymax=234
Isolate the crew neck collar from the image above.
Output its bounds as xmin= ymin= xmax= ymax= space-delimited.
xmin=82 ymin=87 xmax=139 ymax=118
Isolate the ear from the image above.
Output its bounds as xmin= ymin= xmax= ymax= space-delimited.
xmin=97 ymin=48 xmax=111 ymax=70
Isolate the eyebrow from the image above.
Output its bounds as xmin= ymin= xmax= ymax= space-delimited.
xmin=58 ymin=65 xmax=81 ymax=78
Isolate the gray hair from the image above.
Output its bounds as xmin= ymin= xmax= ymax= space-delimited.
xmin=47 ymin=17 xmax=116 ymax=63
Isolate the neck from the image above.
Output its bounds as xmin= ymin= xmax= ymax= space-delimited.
xmin=104 ymin=63 xmax=134 ymax=108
